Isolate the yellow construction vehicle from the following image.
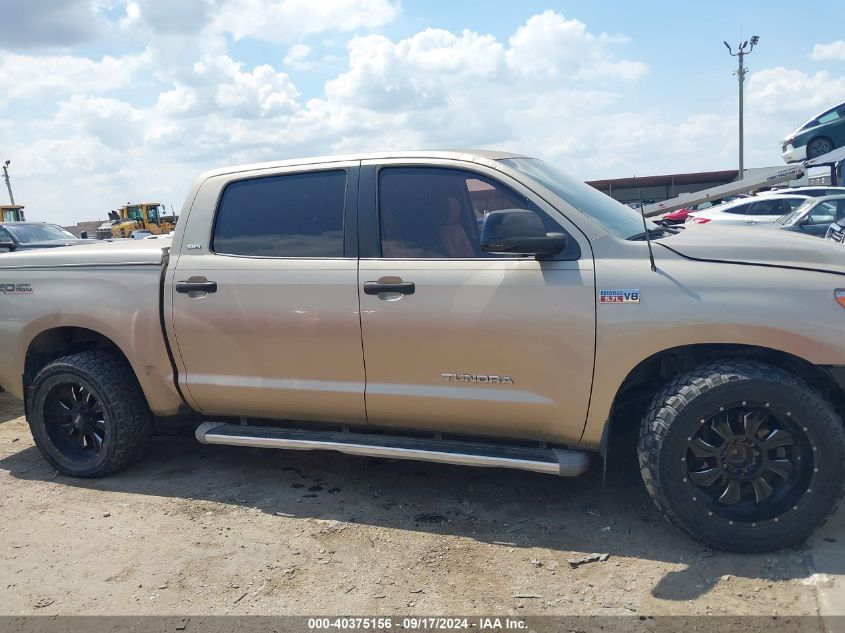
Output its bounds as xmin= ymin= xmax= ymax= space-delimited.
xmin=0 ymin=205 xmax=25 ymax=222
xmin=103 ymin=203 xmax=177 ymax=239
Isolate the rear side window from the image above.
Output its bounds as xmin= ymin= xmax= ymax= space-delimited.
xmin=212 ymin=170 xmax=346 ymax=257
xmin=747 ymin=199 xmax=788 ymax=216
xmin=722 ymin=203 xmax=750 ymax=215
xmin=816 ymin=110 xmax=841 ymax=125
xmin=782 ymin=198 xmax=807 ymax=212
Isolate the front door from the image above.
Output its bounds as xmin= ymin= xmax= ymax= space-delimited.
xmin=357 ymin=162 xmax=595 ymax=444
xmin=169 ymin=164 xmax=367 ymax=424
xmin=802 ymin=200 xmax=845 ymax=236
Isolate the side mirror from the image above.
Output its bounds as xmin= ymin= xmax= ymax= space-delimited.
xmin=0 ymin=238 xmax=15 ymax=251
xmin=480 ymin=209 xmax=567 ymax=256
xmin=80 ymin=231 xmax=88 ymax=239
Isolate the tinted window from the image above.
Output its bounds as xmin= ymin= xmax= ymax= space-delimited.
xmin=213 ymin=171 xmax=346 ymax=257
xmin=782 ymin=198 xmax=808 ymax=212
xmin=5 ymin=224 xmax=77 ymax=243
xmin=747 ymin=199 xmax=788 ymax=216
xmin=722 ymin=203 xmax=750 ymax=215
xmin=817 ymin=110 xmax=841 ymax=125
xmin=378 ymin=167 xmax=569 ymax=259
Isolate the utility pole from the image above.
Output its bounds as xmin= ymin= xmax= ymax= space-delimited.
xmin=724 ymin=36 xmax=759 ymax=180
xmin=2 ymin=160 xmax=14 ymax=205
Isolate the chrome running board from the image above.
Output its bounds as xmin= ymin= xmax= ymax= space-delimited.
xmin=195 ymin=422 xmax=590 ymax=477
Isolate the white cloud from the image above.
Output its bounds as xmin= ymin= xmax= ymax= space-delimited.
xmin=325 ymin=12 xmax=646 ymax=114
xmin=194 ymin=55 xmax=299 ymax=118
xmin=284 ymin=44 xmax=312 ymax=68
xmin=120 ymin=2 xmax=142 ymax=29
xmin=811 ymin=41 xmax=845 ymax=61
xmin=505 ymin=10 xmax=647 ymax=81
xmin=0 ymin=50 xmax=153 ymax=108
xmin=155 ymin=86 xmax=201 ymax=117
xmin=135 ymin=0 xmax=213 ymax=34
xmin=211 ymin=0 xmax=399 ymax=44
xmin=48 ymin=96 xmax=146 ymax=151
xmin=0 ymin=0 xmax=102 ymax=49
xmin=748 ymin=67 xmax=845 ymax=115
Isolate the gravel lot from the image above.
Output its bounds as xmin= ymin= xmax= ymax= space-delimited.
xmin=0 ymin=390 xmax=840 ymax=619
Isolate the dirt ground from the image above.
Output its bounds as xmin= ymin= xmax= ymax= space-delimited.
xmin=0 ymin=390 xmax=839 ymax=617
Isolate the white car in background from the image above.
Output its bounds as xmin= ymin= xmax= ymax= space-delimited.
xmin=768 ymin=186 xmax=845 ymax=198
xmin=686 ymin=194 xmax=810 ymax=226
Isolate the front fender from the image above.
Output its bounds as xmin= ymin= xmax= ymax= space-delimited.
xmin=579 ymin=248 xmax=845 ymax=448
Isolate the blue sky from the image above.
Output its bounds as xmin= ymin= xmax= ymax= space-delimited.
xmin=0 ymin=0 xmax=843 ymax=225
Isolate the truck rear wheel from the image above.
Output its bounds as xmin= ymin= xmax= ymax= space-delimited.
xmin=27 ymin=351 xmax=153 ymax=478
xmin=638 ymin=360 xmax=845 ymax=552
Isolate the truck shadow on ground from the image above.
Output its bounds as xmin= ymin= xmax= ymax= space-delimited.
xmin=1 ymin=427 xmax=840 ymax=603
xmin=0 ymin=395 xmax=24 ymax=424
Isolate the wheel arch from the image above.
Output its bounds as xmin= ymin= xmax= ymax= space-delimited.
xmin=601 ymin=343 xmax=843 ymax=439
xmin=23 ymin=327 xmax=137 ymax=406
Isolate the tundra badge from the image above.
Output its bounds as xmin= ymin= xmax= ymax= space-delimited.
xmin=442 ymin=373 xmax=514 ymax=385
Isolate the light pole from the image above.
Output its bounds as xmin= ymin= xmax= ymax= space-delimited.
xmin=2 ymin=160 xmax=14 ymax=205
xmin=724 ymin=35 xmax=759 ymax=180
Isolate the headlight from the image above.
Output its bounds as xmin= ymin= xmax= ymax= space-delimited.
xmin=835 ymin=290 xmax=845 ymax=309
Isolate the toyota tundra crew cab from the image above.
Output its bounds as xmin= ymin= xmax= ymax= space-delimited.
xmin=1 ymin=150 xmax=844 ymax=552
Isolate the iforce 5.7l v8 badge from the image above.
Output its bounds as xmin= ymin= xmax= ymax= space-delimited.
xmin=600 ymin=289 xmax=639 ymax=304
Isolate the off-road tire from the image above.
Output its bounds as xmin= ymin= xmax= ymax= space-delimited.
xmin=27 ymin=351 xmax=153 ymax=478
xmin=638 ymin=360 xmax=845 ymax=552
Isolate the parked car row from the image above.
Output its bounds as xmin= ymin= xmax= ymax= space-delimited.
xmin=685 ymin=194 xmax=810 ymax=226
xmin=0 ymin=222 xmax=172 ymax=252
xmin=0 ymin=222 xmax=97 ymax=251
xmin=657 ymin=186 xmax=845 ymax=234
xmin=671 ymin=189 xmax=845 ymax=246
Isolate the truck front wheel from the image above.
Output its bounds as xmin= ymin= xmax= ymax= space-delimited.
xmin=638 ymin=360 xmax=845 ymax=552
xmin=27 ymin=351 xmax=153 ymax=478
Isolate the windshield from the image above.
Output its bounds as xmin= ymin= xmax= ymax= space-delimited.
xmin=775 ymin=199 xmax=815 ymax=225
xmin=6 ymin=224 xmax=77 ymax=243
xmin=125 ymin=206 xmax=143 ymax=221
xmin=500 ymin=158 xmax=659 ymax=239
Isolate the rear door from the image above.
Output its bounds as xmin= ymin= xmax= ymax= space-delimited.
xmin=168 ymin=162 xmax=367 ymax=424
xmin=356 ymin=160 xmax=595 ymax=444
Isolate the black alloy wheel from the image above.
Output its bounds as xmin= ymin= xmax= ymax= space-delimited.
xmin=684 ymin=401 xmax=813 ymax=525
xmin=43 ymin=381 xmax=108 ymax=463
xmin=27 ymin=351 xmax=153 ymax=477
xmin=639 ymin=360 xmax=845 ymax=552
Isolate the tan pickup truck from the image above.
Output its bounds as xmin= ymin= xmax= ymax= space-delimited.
xmin=1 ymin=150 xmax=844 ymax=552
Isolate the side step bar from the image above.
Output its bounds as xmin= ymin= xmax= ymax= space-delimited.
xmin=195 ymin=422 xmax=591 ymax=477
